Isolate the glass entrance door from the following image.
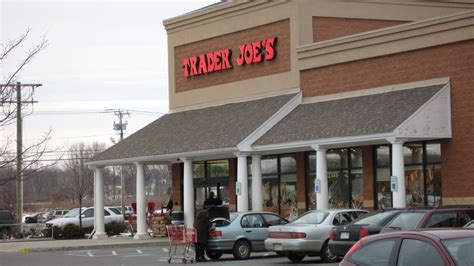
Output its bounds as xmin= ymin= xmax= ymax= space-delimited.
xmin=195 ymin=183 xmax=227 ymax=210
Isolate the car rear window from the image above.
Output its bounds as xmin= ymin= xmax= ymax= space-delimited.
xmin=384 ymin=212 xmax=424 ymax=231
xmin=108 ymin=208 xmax=122 ymax=215
xmin=354 ymin=211 xmax=398 ymax=225
xmin=292 ymin=211 xmax=329 ymax=225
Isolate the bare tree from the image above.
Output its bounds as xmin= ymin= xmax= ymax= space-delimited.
xmin=0 ymin=28 xmax=51 ymax=187
xmin=62 ymin=142 xmax=105 ymax=228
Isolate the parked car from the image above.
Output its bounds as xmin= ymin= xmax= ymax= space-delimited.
xmin=25 ymin=212 xmax=48 ymax=223
xmin=265 ymin=209 xmax=368 ymax=263
xmin=381 ymin=206 xmax=474 ymax=233
xmin=329 ymin=209 xmax=403 ymax=257
xmin=45 ymin=209 xmax=69 ymax=221
xmin=0 ymin=209 xmax=14 ymax=239
xmin=340 ymin=229 xmax=474 ymax=266
xmin=207 ymin=211 xmax=288 ymax=260
xmin=464 ymin=220 xmax=474 ymax=228
xmin=45 ymin=206 xmax=123 ymax=228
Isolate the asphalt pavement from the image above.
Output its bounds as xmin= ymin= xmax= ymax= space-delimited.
xmin=0 ymin=246 xmax=340 ymax=266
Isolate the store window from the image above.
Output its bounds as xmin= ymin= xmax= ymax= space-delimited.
xmin=306 ymin=147 xmax=364 ymax=210
xmin=248 ymin=154 xmax=297 ymax=220
xmin=374 ymin=142 xmax=442 ymax=209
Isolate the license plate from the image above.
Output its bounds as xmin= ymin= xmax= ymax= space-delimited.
xmin=340 ymin=232 xmax=350 ymax=239
xmin=274 ymin=243 xmax=283 ymax=251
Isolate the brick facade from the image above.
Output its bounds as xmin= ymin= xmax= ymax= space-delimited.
xmin=295 ymin=152 xmax=307 ymax=214
xmin=312 ymin=17 xmax=406 ymax=43
xmin=174 ymin=19 xmax=291 ymax=93
xmin=171 ymin=163 xmax=183 ymax=211
xmin=301 ymin=40 xmax=474 ymax=200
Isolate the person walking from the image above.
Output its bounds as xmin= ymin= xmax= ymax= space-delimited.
xmin=194 ymin=209 xmax=211 ymax=262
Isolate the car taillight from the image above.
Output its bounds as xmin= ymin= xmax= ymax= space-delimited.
xmin=345 ymin=241 xmax=362 ymax=258
xmin=329 ymin=228 xmax=334 ymax=240
xmin=290 ymin=232 xmax=306 ymax=239
xmin=359 ymin=228 xmax=369 ymax=239
xmin=210 ymin=230 xmax=222 ymax=238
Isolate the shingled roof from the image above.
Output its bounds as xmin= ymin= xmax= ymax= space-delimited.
xmin=91 ymin=93 xmax=297 ymax=163
xmin=254 ymin=84 xmax=444 ymax=146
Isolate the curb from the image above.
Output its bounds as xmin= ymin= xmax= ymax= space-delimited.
xmin=0 ymin=240 xmax=170 ymax=253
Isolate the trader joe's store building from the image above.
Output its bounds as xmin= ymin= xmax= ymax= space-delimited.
xmin=89 ymin=1 xmax=474 ymax=239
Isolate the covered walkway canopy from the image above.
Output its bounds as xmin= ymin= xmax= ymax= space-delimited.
xmin=88 ymin=79 xmax=451 ymax=239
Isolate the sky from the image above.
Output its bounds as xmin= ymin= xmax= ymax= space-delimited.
xmin=1 ymin=0 xmax=218 ymax=160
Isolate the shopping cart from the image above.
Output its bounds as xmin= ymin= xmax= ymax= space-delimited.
xmin=166 ymin=224 xmax=196 ymax=263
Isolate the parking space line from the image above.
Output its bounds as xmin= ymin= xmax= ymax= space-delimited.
xmin=112 ymin=251 xmax=117 ymax=256
xmin=136 ymin=249 xmax=143 ymax=254
xmin=87 ymin=252 xmax=94 ymax=257
xmin=163 ymin=248 xmax=168 ymax=252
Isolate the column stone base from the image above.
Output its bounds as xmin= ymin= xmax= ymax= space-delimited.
xmin=134 ymin=233 xmax=151 ymax=240
xmin=92 ymin=233 xmax=108 ymax=239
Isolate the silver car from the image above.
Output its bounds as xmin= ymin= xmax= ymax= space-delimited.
xmin=265 ymin=209 xmax=368 ymax=263
xmin=207 ymin=211 xmax=288 ymax=260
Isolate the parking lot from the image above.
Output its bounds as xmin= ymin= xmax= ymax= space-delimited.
xmin=0 ymin=247 xmax=339 ymax=266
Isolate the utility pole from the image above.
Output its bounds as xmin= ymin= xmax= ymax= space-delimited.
xmin=1 ymin=82 xmax=41 ymax=231
xmin=110 ymin=109 xmax=130 ymax=220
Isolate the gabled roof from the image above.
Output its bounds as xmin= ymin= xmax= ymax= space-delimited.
xmin=90 ymin=93 xmax=298 ymax=164
xmin=254 ymin=83 xmax=447 ymax=147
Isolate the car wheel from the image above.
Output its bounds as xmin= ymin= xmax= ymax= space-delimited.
xmin=232 ymin=239 xmax=251 ymax=260
xmin=320 ymin=241 xmax=339 ymax=263
xmin=287 ymin=253 xmax=305 ymax=262
xmin=206 ymin=250 xmax=223 ymax=260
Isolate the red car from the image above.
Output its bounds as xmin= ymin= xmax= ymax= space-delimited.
xmin=340 ymin=229 xmax=474 ymax=266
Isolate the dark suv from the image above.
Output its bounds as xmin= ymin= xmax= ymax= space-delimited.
xmin=381 ymin=205 xmax=474 ymax=233
xmin=0 ymin=209 xmax=15 ymax=239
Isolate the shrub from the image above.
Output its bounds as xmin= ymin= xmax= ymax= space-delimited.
xmin=105 ymin=222 xmax=126 ymax=236
xmin=62 ymin=225 xmax=85 ymax=239
xmin=83 ymin=226 xmax=94 ymax=234
xmin=43 ymin=226 xmax=61 ymax=239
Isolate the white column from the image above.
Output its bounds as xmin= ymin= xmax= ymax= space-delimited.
xmin=93 ymin=166 xmax=107 ymax=239
xmin=134 ymin=162 xmax=149 ymax=239
xmin=391 ymin=139 xmax=406 ymax=208
xmin=93 ymin=172 xmax=97 ymax=232
xmin=182 ymin=158 xmax=194 ymax=228
xmin=236 ymin=153 xmax=249 ymax=212
xmin=251 ymin=154 xmax=263 ymax=211
xmin=315 ymin=146 xmax=329 ymax=210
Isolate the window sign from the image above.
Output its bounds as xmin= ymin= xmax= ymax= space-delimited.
xmin=391 ymin=176 xmax=398 ymax=192
xmin=314 ymin=178 xmax=321 ymax=193
xmin=236 ymin=181 xmax=242 ymax=196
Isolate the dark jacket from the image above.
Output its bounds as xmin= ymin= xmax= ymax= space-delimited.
xmin=194 ymin=210 xmax=211 ymax=243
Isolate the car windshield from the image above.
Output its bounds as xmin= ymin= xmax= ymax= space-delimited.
xmin=354 ymin=211 xmax=398 ymax=225
xmin=384 ymin=212 xmax=424 ymax=231
xmin=441 ymin=237 xmax=474 ymax=264
xmin=292 ymin=211 xmax=329 ymax=225
xmin=63 ymin=209 xmax=79 ymax=218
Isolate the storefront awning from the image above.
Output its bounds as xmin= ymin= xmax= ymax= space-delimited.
xmin=253 ymin=81 xmax=451 ymax=152
xmin=89 ymin=92 xmax=300 ymax=165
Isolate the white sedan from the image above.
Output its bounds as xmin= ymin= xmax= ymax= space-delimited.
xmin=46 ymin=206 xmax=123 ymax=228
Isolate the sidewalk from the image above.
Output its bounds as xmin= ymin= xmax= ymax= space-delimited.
xmin=0 ymin=236 xmax=169 ymax=253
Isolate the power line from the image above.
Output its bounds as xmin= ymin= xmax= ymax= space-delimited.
xmin=0 ymin=133 xmax=128 ymax=142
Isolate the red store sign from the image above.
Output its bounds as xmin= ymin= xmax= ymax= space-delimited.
xmin=182 ymin=37 xmax=278 ymax=78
